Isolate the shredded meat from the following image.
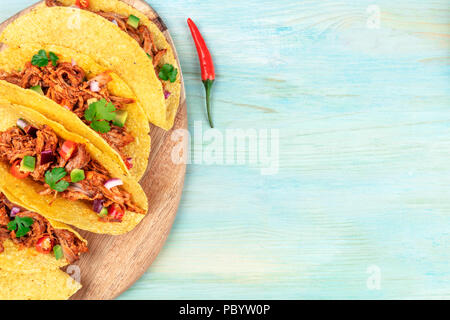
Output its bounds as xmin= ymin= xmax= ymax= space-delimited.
xmin=45 ymin=0 xmax=63 ymax=6
xmin=0 ymin=127 xmax=36 ymax=164
xmin=109 ymin=95 xmax=136 ymax=108
xmin=85 ymin=8 xmax=169 ymax=84
xmin=102 ymin=126 xmax=135 ymax=153
xmin=31 ymin=126 xmax=59 ymax=181
xmin=0 ymin=70 xmax=22 ymax=86
xmin=0 ymin=228 xmax=8 ymax=253
xmin=65 ymin=144 xmax=91 ymax=172
xmin=0 ymin=62 xmax=135 ymax=155
xmin=54 ymin=229 xmax=88 ymax=263
xmin=61 ymin=169 xmax=145 ymax=214
xmin=0 ymin=192 xmax=88 ymax=260
xmin=0 ymin=207 xmax=9 ymax=227
xmin=0 ymin=125 xmax=144 ymax=216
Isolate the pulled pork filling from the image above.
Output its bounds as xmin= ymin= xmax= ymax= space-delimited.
xmin=0 ymin=193 xmax=88 ymax=262
xmin=0 ymin=124 xmax=146 ymax=221
xmin=0 ymin=61 xmax=135 ymax=162
xmin=45 ymin=0 xmax=169 ymax=91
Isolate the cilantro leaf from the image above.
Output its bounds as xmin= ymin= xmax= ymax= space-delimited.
xmin=159 ymin=64 xmax=178 ymax=83
xmin=49 ymin=51 xmax=59 ymax=67
xmin=31 ymin=50 xmax=49 ymax=67
xmin=97 ymin=101 xmax=116 ymax=121
xmin=84 ymin=99 xmax=116 ymax=133
xmin=84 ymin=103 xmax=96 ymax=122
xmin=91 ymin=120 xmax=111 ymax=134
xmin=31 ymin=50 xmax=60 ymax=68
xmin=7 ymin=216 xmax=34 ymax=238
xmin=45 ymin=167 xmax=69 ymax=192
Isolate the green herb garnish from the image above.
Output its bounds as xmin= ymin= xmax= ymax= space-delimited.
xmin=31 ymin=50 xmax=59 ymax=67
xmin=53 ymin=245 xmax=63 ymax=260
xmin=31 ymin=50 xmax=49 ymax=67
xmin=84 ymin=98 xmax=116 ymax=133
xmin=7 ymin=216 xmax=34 ymax=238
xmin=45 ymin=167 xmax=69 ymax=192
xmin=159 ymin=64 xmax=178 ymax=83
xmin=49 ymin=51 xmax=59 ymax=66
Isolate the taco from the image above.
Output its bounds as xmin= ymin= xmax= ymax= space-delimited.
xmin=0 ymin=102 xmax=148 ymax=235
xmin=0 ymin=44 xmax=151 ymax=180
xmin=0 ymin=191 xmax=86 ymax=300
xmin=1 ymin=3 xmax=180 ymax=130
xmin=44 ymin=0 xmax=182 ymax=130
xmin=0 ymin=191 xmax=88 ymax=271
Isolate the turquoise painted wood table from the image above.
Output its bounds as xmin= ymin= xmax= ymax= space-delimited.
xmin=1 ymin=0 xmax=449 ymax=299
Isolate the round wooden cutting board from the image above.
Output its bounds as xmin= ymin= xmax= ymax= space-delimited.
xmin=0 ymin=0 xmax=187 ymax=300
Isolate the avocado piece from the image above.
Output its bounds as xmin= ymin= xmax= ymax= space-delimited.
xmin=20 ymin=156 xmax=36 ymax=172
xmin=30 ymin=85 xmax=44 ymax=95
xmin=113 ymin=110 xmax=128 ymax=127
xmin=70 ymin=169 xmax=85 ymax=183
xmin=127 ymin=15 xmax=140 ymax=29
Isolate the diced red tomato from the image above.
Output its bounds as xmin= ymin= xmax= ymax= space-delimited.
xmin=75 ymin=0 xmax=89 ymax=9
xmin=125 ymin=158 xmax=133 ymax=170
xmin=59 ymin=141 xmax=77 ymax=161
xmin=10 ymin=160 xmax=30 ymax=179
xmin=108 ymin=204 xmax=125 ymax=222
xmin=35 ymin=236 xmax=54 ymax=254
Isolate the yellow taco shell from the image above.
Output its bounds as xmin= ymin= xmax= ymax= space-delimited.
xmin=0 ymin=268 xmax=81 ymax=300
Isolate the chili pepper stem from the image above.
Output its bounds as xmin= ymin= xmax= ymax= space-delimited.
xmin=203 ymin=79 xmax=215 ymax=128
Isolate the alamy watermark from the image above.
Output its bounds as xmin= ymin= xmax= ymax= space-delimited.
xmin=366 ymin=265 xmax=381 ymax=290
xmin=171 ymin=121 xmax=280 ymax=175
xmin=366 ymin=5 xmax=381 ymax=29
xmin=66 ymin=264 xmax=82 ymax=290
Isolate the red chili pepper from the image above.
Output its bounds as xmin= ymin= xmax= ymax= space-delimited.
xmin=187 ymin=18 xmax=216 ymax=128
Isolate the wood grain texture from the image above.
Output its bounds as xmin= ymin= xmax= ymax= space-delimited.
xmin=0 ymin=0 xmax=186 ymax=300
xmin=1 ymin=0 xmax=449 ymax=300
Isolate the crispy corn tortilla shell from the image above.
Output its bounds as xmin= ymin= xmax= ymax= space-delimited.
xmin=0 ymin=44 xmax=150 ymax=180
xmin=52 ymin=0 xmax=182 ymax=130
xmin=0 ymin=103 xmax=148 ymax=235
xmin=0 ymin=269 xmax=81 ymax=300
xmin=0 ymin=240 xmax=67 ymax=273
xmin=0 ymin=6 xmax=173 ymax=129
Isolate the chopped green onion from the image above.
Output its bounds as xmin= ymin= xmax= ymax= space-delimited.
xmin=20 ymin=156 xmax=36 ymax=172
xmin=98 ymin=207 xmax=108 ymax=218
xmin=53 ymin=245 xmax=63 ymax=260
xmin=127 ymin=15 xmax=140 ymax=29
